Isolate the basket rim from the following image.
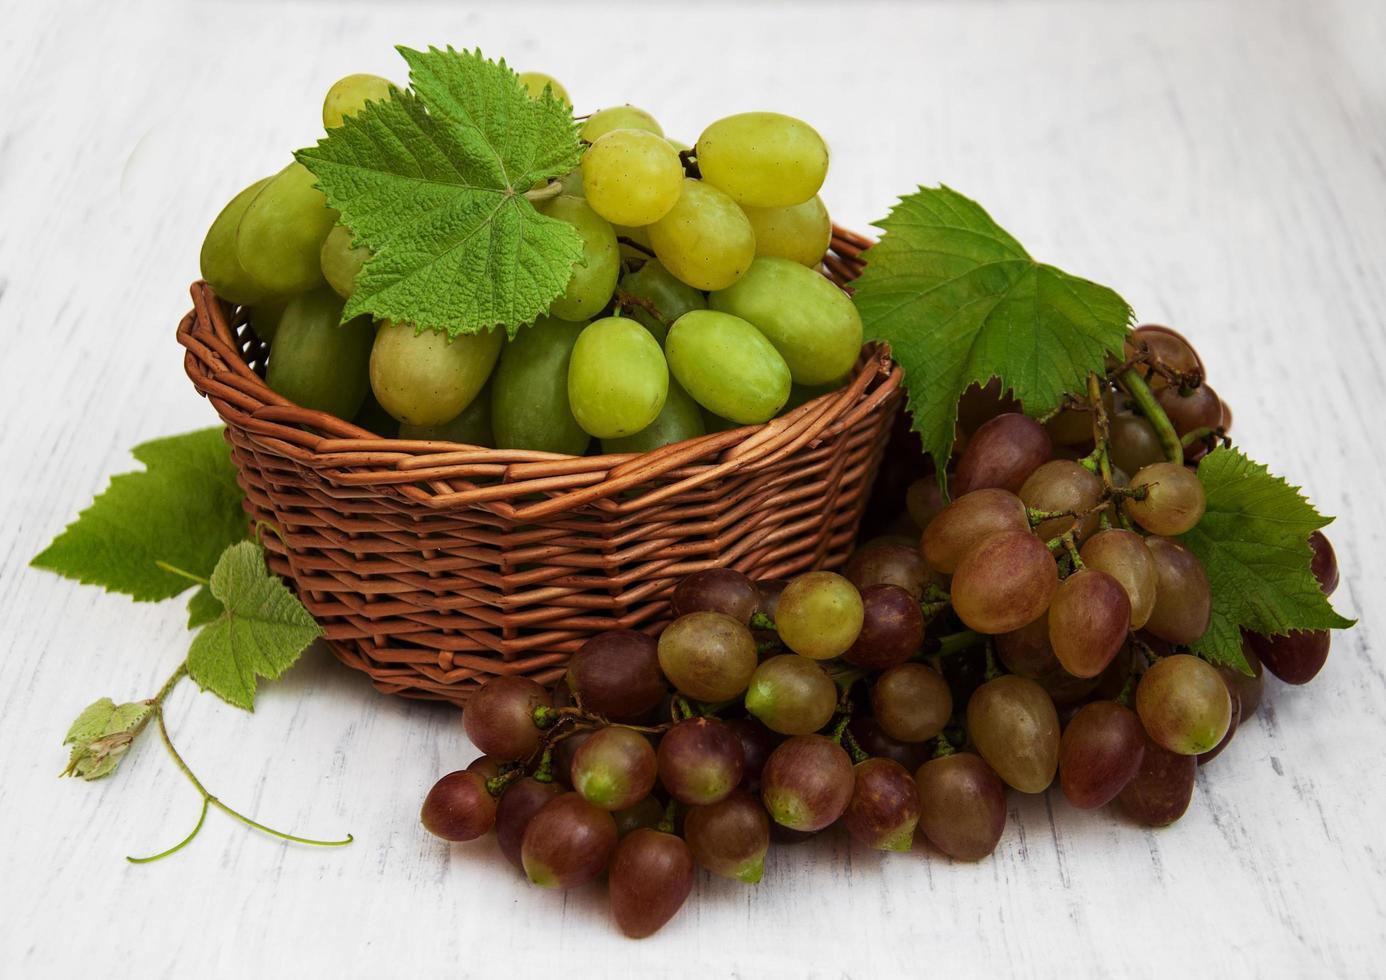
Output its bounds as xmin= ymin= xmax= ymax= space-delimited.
xmin=178 ymin=226 xmax=901 ymax=520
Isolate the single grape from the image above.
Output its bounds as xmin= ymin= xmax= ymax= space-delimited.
xmin=1221 ymin=637 xmax=1265 ymax=717
xmin=1248 ymin=629 xmax=1331 ymax=685
xmin=905 ymin=478 xmax=948 ymax=530
xmin=1118 ymin=734 xmax=1196 ymax=826
xmin=319 ymin=224 xmax=370 ymax=298
xmin=843 ymin=584 xmax=925 ymax=669
xmin=842 ymin=758 xmax=921 ymax=851
xmin=708 ymin=256 xmax=863 ymax=385
xmin=1079 ymin=528 xmax=1158 ymax=629
xmin=613 ymin=795 xmax=665 ymax=838
xmin=697 ymin=112 xmax=829 ymax=207
xmin=370 ymin=320 xmax=503 ymax=427
xmin=743 ymin=654 xmax=838 ymax=735
xmin=495 ymin=777 xmax=563 ymax=867
xmin=671 ymin=568 xmax=759 ymax=623
xmin=843 ymin=539 xmax=941 ymax=601
xmin=913 ymin=753 xmax=1007 ymax=861
xmin=599 ymin=381 xmax=703 ymax=453
xmin=568 ymin=316 xmax=668 ymax=439
xmin=665 ymin=310 xmax=792 ymax=424
xmin=950 ymin=530 xmax=1058 ymax=635
xmin=684 ymin=789 xmax=770 ymax=883
xmin=952 ymin=413 xmax=1052 ymax=495
xmin=463 ymin=675 xmax=551 ymax=762
xmin=871 ymin=663 xmax=952 ymax=743
xmin=846 ymin=717 xmax=927 ymax=772
xmin=566 ymin=630 xmax=665 ymax=720
xmin=236 ymin=162 xmax=336 ymax=296
xmin=540 ymin=196 xmax=620 ymax=321
xmin=1058 ymin=701 xmax=1146 ymax=809
xmin=1018 ymin=459 xmax=1103 ymax=541
xmin=648 ymin=179 xmax=757 ymax=290
xmin=966 ymin=675 xmax=1060 ymax=793
xmin=1155 ymin=383 xmax=1222 ymax=436
xmin=420 ymin=770 xmax=497 ymax=842
xmin=491 ymin=318 xmax=590 ymax=454
xmin=1126 ymin=462 xmax=1206 ymax=535
xmin=322 ymin=72 xmax=393 ymax=128
xmin=581 ymin=105 xmax=663 ymax=142
xmin=609 ymin=829 xmax=694 ymax=938
xmin=657 ymin=717 xmax=745 ymax=805
xmin=742 ymin=195 xmax=832 ymax=266
xmin=1126 ymin=325 xmax=1203 ymax=389
xmin=399 ymin=381 xmax=494 ymax=447
xmin=1047 ymin=569 xmax=1131 ymax=678
xmin=264 ymin=290 xmax=374 ymax=419
xmin=724 ymin=718 xmax=775 ymax=792
xmin=618 ymin=259 xmax=707 ymax=345
xmin=517 ymin=70 xmax=570 ymax=105
xmin=570 ymin=726 xmax=658 ymax=811
xmin=521 ymin=792 xmax=619 ymax=888
xmin=582 ymin=129 xmax=683 ymax=227
xmin=1108 ymin=414 xmax=1166 ymax=475
xmin=775 ymin=571 xmax=866 ymax=659
xmin=1143 ymin=537 xmax=1212 ymax=644
xmin=1136 ymin=654 xmax=1232 ymax=755
xmin=920 ymin=488 xmax=1029 ymax=575
xmin=200 ymin=176 xmax=273 ymax=305
xmin=246 ymin=295 xmax=289 ymax=344
xmin=657 ymin=612 xmax=758 ymax=701
xmin=760 ymin=734 xmax=854 ymax=831
xmin=1309 ymin=530 xmax=1339 ymax=595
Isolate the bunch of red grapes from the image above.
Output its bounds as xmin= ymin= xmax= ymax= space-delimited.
xmin=419 ymin=325 xmax=1341 ymax=938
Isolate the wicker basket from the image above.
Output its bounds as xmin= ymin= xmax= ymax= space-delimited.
xmin=176 ymin=227 xmax=901 ymax=706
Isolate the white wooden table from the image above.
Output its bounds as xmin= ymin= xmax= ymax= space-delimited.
xmin=3 ymin=1 xmax=1383 ymax=976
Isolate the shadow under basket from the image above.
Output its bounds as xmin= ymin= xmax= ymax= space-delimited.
xmin=176 ymin=227 xmax=902 ymax=706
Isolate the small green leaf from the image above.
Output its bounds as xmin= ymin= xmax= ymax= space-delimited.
xmin=187 ymin=542 xmax=323 ymax=710
xmin=186 ymin=585 xmax=223 ymax=629
xmin=1180 ymin=447 xmax=1354 ymax=671
xmin=295 ymin=46 xmax=584 ymax=337
xmin=63 ymin=698 xmax=155 ymax=780
xmin=31 ymin=427 xmax=247 ymax=601
xmin=852 ymin=186 xmax=1133 ymax=474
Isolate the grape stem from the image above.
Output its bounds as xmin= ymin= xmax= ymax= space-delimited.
xmin=1117 ymin=368 xmax=1184 ymax=465
xmin=841 ymin=727 xmax=870 ymax=764
xmin=828 ymin=714 xmax=852 ymax=746
xmin=523 ymin=179 xmax=565 ymax=203
xmin=1085 ymin=372 xmax=1116 ymax=489
xmin=933 ymin=629 xmax=984 ymax=659
xmin=615 ymin=236 xmax=657 ymax=260
xmin=930 ymin=734 xmax=956 ymax=760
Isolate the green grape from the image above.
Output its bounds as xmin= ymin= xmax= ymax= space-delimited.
xmin=491 ymin=318 xmax=590 ymax=454
xmin=582 ymin=130 xmax=683 ymax=227
xmin=1135 ymin=654 xmax=1232 ymax=755
xmin=657 ymin=612 xmax=758 ymax=701
xmin=709 ymin=257 xmax=863 ymax=384
xmin=665 ymin=310 xmax=791 ymax=424
xmin=200 ymin=176 xmax=273 ymax=305
xmin=617 ymin=260 xmax=706 ymax=344
xmin=648 ymin=179 xmax=756 ymax=290
xmin=966 ymin=675 xmax=1060 ymax=793
xmin=581 ymin=105 xmax=663 ymax=142
xmin=743 ymin=654 xmax=838 ymax=735
xmin=351 ymin=389 xmax=397 ymax=436
xmin=264 ymin=289 xmax=373 ymax=419
xmin=320 ymin=224 xmax=370 ymax=299
xmin=246 ymin=295 xmax=290 ymax=344
xmin=741 ymin=196 xmax=832 ymax=267
xmin=557 ymin=168 xmax=585 ymax=197
xmin=774 ymin=571 xmax=865 ymax=661
xmin=568 ymin=317 xmax=668 ymax=439
xmin=601 ymin=379 xmax=704 ymax=454
xmin=398 ymin=381 xmax=493 ymax=446
xmin=539 ymin=196 xmax=619 ymax=321
xmin=369 ymin=321 xmax=503 ymax=426
xmin=322 ymin=73 xmax=393 ymax=129
xmin=236 ymin=163 xmax=337 ymax=296
xmin=517 ymin=71 xmax=570 ymax=105
xmin=696 ymin=112 xmax=829 ymax=207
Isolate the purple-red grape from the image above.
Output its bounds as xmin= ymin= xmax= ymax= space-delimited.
xmin=566 ymin=630 xmax=666 ymax=721
xmin=950 ymin=530 xmax=1058 ymax=634
xmin=913 ymin=752 xmax=1007 ymax=861
xmin=1118 ymin=734 xmax=1197 ymax=826
xmin=421 ymin=769 xmax=497 ymax=842
xmin=464 ymin=675 xmax=551 ymax=762
xmin=495 ymin=777 xmax=563 ymax=867
xmin=1047 ymin=568 xmax=1131 ymax=678
xmin=684 ymin=789 xmax=770 ymax=883
xmin=921 ymin=488 xmax=1028 ymax=575
xmin=570 ymin=725 xmax=658 ymax=811
xmin=1058 ymin=701 xmax=1145 ymax=809
xmin=844 ymin=583 xmax=925 ymax=669
xmin=657 ymin=717 xmax=745 ymax=805
xmin=842 ymin=758 xmax=921 ymax=851
xmin=609 ymin=829 xmax=694 ymax=938
xmin=870 ymin=663 xmax=951 ymax=743
xmin=521 ymin=792 xmax=619 ymax=888
xmin=760 ymin=734 xmax=854 ymax=831
xmin=671 ymin=568 xmax=759 ymax=623
xmin=952 ymin=413 xmax=1052 ymax=495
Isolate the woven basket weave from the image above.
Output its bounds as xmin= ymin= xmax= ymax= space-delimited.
xmin=176 ymin=227 xmax=901 ymax=706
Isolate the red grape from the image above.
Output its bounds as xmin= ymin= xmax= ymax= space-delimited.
xmin=1058 ymin=701 xmax=1145 ymax=808
xmin=921 ymin=488 xmax=1028 ymax=574
xmin=844 ymin=538 xmax=941 ymax=600
xmin=1155 ymin=382 xmax=1222 ymax=436
xmin=495 ymin=776 xmax=562 ymax=867
xmin=1079 ymin=528 xmax=1158 ymax=629
xmin=843 ymin=758 xmax=921 ymax=851
xmin=913 ymin=753 xmax=1007 ymax=861
xmin=657 ymin=717 xmax=745 ymax=805
xmin=844 ymin=583 xmax=925 ymax=669
xmin=950 ymin=530 xmax=1058 ymax=634
xmin=1047 ymin=568 xmax=1131 ymax=678
xmin=953 ymin=413 xmax=1052 ymax=495
xmin=760 ymin=734 xmax=854 ymax=831
xmin=521 ymin=792 xmax=618 ymax=888
xmin=871 ymin=663 xmax=952 ymax=743
xmin=1144 ymin=537 xmax=1211 ymax=644
xmin=609 ymin=829 xmax=694 ymax=938
xmin=1309 ymin=530 xmax=1339 ymax=595
xmin=570 ymin=725 xmax=658 ymax=810
xmin=684 ymin=789 xmax=770 ymax=882
xmin=724 ymin=717 xmax=774 ymax=792
xmin=671 ymin=568 xmax=759 ymax=623
xmin=464 ymin=675 xmax=551 ymax=762
xmin=421 ymin=770 xmax=497 ymax=842
xmin=566 ymin=630 xmax=665 ymax=720
xmin=1248 ymin=629 xmax=1331 ymax=685
xmin=1118 ymin=734 xmax=1196 ymax=826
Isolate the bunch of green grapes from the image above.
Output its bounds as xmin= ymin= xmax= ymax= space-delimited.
xmin=198 ymin=70 xmax=864 ymax=452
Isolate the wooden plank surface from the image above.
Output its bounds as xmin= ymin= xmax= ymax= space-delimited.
xmin=1 ymin=0 xmax=1382 ymax=976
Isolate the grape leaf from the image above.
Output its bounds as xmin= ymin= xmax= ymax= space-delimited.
xmin=852 ymin=186 xmax=1134 ymax=473
xmin=186 ymin=585 xmax=222 ymax=629
xmin=63 ymin=697 xmax=155 ymax=780
xmin=187 ymin=542 xmax=323 ymax=710
xmin=31 ymin=427 xmax=247 ymax=601
xmin=1180 ymin=447 xmax=1354 ymax=671
xmin=295 ymin=46 xmax=584 ymax=338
